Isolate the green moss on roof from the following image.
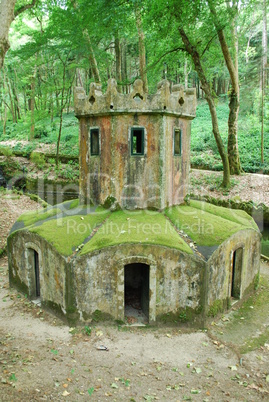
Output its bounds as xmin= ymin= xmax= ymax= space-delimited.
xmin=80 ymin=210 xmax=193 ymax=255
xmin=13 ymin=200 xmax=258 ymax=257
xmin=69 ymin=199 xmax=80 ymax=209
xmin=17 ymin=207 xmax=61 ymax=227
xmin=28 ymin=210 xmax=110 ymax=256
xmin=190 ymin=200 xmax=258 ymax=230
xmin=165 ymin=201 xmax=258 ymax=247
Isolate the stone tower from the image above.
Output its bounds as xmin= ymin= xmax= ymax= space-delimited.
xmin=74 ymin=78 xmax=196 ymax=210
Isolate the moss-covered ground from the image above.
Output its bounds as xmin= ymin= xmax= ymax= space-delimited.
xmin=9 ymin=199 xmax=259 ymax=257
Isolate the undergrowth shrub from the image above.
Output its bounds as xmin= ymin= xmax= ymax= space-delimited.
xmin=30 ymin=151 xmax=46 ymax=169
xmin=0 ymin=146 xmax=13 ymax=157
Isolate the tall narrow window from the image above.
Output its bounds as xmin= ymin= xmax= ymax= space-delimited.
xmin=90 ymin=128 xmax=100 ymax=155
xmin=230 ymin=248 xmax=243 ymax=299
xmin=34 ymin=250 xmax=40 ymax=297
xmin=131 ymin=128 xmax=144 ymax=155
xmin=174 ymin=129 xmax=182 ymax=156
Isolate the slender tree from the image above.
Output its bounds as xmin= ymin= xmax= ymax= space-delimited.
xmin=178 ymin=26 xmax=230 ymax=187
xmin=134 ymin=2 xmax=148 ymax=92
xmin=208 ymin=0 xmax=242 ymax=175
xmin=261 ymin=0 xmax=267 ymax=163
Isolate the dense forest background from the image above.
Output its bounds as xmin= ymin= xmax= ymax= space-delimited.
xmin=0 ymin=0 xmax=268 ymax=183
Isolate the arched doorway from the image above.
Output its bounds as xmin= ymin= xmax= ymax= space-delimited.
xmin=124 ymin=263 xmax=149 ymax=323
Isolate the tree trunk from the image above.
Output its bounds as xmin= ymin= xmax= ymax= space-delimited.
xmin=56 ymin=56 xmax=70 ymax=167
xmin=2 ymin=70 xmax=7 ymax=135
xmin=29 ymin=75 xmax=35 ymax=140
xmin=135 ymin=5 xmax=148 ymax=92
xmin=0 ymin=0 xmax=16 ymax=69
xmin=0 ymin=0 xmax=37 ymax=70
xmin=262 ymin=0 xmax=267 ymax=88
xmin=261 ymin=0 xmax=267 ymax=163
xmin=178 ymin=26 xmax=230 ymax=188
xmin=115 ymin=32 xmax=122 ymax=92
xmin=121 ymin=39 xmax=128 ymax=93
xmin=208 ymin=0 xmax=241 ymax=175
xmin=5 ymin=70 xmax=16 ymax=123
xmin=184 ymin=57 xmax=189 ymax=89
xmin=88 ymin=38 xmax=101 ymax=84
xmin=11 ymin=68 xmax=21 ymax=120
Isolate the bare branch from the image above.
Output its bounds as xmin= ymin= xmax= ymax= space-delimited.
xmin=147 ymin=46 xmax=186 ymax=71
xmin=201 ymin=32 xmax=219 ymax=57
xmin=14 ymin=0 xmax=37 ymax=17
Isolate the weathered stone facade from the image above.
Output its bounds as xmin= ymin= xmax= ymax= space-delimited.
xmin=75 ymin=79 xmax=196 ymax=209
xmin=7 ymin=79 xmax=261 ymax=326
xmin=8 ymin=225 xmax=260 ymax=326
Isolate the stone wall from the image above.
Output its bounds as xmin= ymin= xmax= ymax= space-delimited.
xmin=8 ymin=231 xmax=69 ymax=316
xmin=205 ymin=229 xmax=261 ymax=315
xmin=75 ymin=79 xmax=196 ymax=210
xmin=72 ymin=244 xmax=205 ymax=324
xmin=78 ymin=114 xmax=192 ymax=209
xmin=7 ymin=226 xmax=260 ymax=325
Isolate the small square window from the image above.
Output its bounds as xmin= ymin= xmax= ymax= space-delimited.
xmin=174 ymin=129 xmax=182 ymax=156
xmin=131 ymin=128 xmax=144 ymax=155
xmin=90 ymin=128 xmax=99 ymax=155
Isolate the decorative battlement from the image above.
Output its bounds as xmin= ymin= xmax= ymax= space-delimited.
xmin=74 ymin=78 xmax=196 ymax=118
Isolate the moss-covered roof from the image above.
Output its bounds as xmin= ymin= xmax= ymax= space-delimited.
xmin=16 ymin=206 xmax=62 ymax=227
xmin=9 ymin=199 xmax=259 ymax=258
xmin=165 ymin=200 xmax=258 ymax=247
xmin=79 ymin=210 xmax=192 ymax=255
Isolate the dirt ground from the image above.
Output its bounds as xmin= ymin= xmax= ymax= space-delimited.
xmin=0 ymin=173 xmax=269 ymax=401
xmin=189 ymin=169 xmax=269 ymax=206
xmin=0 ymin=255 xmax=269 ymax=402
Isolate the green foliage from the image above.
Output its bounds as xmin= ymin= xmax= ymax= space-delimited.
xmin=0 ymin=246 xmax=6 ymax=257
xmin=92 ymin=309 xmax=108 ymax=322
xmin=83 ymin=325 xmax=92 ymax=336
xmin=0 ymin=146 xmax=13 ymax=157
xmin=0 ymin=158 xmax=21 ymax=180
xmin=254 ymin=273 xmax=260 ymax=290
xmin=191 ymin=100 xmax=269 ymax=172
xmin=30 ymin=151 xmax=46 ymax=169
xmin=55 ymin=161 xmax=79 ymax=180
xmin=0 ymin=0 xmax=268 ymax=177
xmin=208 ymin=299 xmax=223 ymax=317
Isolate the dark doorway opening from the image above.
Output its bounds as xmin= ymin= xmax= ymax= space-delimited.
xmin=124 ymin=263 xmax=149 ymax=323
xmin=34 ymin=250 xmax=40 ymax=298
xmin=231 ymin=248 xmax=243 ymax=299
